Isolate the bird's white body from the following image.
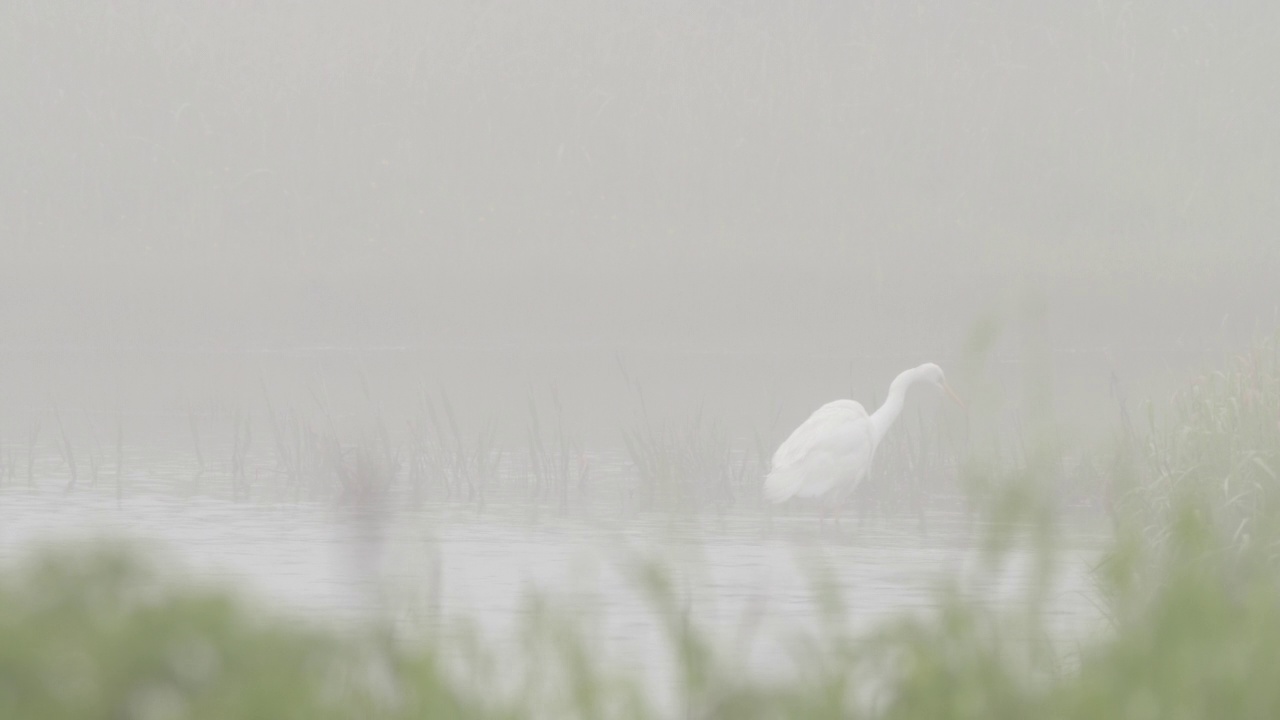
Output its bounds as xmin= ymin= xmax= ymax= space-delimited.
xmin=763 ymin=399 xmax=875 ymax=506
xmin=763 ymin=363 xmax=959 ymax=518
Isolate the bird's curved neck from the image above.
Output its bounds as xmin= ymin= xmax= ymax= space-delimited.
xmin=869 ymin=368 xmax=918 ymax=446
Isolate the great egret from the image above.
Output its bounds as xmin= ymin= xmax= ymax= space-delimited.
xmin=763 ymin=363 xmax=963 ymax=525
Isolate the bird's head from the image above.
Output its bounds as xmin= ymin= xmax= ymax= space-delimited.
xmin=919 ymin=363 xmax=964 ymax=409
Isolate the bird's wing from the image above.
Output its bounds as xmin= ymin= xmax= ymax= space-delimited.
xmin=763 ymin=400 xmax=875 ymax=504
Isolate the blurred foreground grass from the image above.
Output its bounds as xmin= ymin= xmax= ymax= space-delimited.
xmin=2 ymin=336 xmax=1279 ymax=719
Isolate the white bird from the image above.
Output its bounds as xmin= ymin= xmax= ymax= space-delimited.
xmin=763 ymin=363 xmax=963 ymax=525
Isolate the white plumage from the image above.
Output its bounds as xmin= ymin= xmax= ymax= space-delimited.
xmin=763 ymin=400 xmax=874 ymax=505
xmin=764 ymin=363 xmax=962 ymax=522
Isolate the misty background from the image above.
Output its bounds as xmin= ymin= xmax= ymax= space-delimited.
xmin=3 ymin=1 xmax=1278 ymax=443
xmin=5 ymin=5 xmax=1280 ymax=714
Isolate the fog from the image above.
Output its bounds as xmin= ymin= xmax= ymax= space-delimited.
xmin=2 ymin=2 xmax=1279 ymax=712
xmin=6 ymin=3 xmax=1277 ymax=349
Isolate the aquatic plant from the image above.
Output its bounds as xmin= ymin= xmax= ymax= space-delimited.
xmin=5 ymin=337 xmax=1280 ymax=718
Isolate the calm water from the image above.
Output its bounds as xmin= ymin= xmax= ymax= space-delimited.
xmin=0 ymin=459 xmax=1110 ymax=698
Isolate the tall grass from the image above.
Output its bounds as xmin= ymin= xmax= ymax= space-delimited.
xmin=1 ymin=387 xmax=1077 ymax=519
xmin=1138 ymin=338 xmax=1279 ymax=536
xmin=5 ymin=337 xmax=1267 ymax=528
xmin=1101 ymin=335 xmax=1280 ymax=619
xmin=114 ymin=411 xmax=124 ymax=506
xmin=621 ymin=408 xmax=745 ymax=514
xmin=0 ymin=431 xmax=11 ymax=487
xmin=5 ymin=337 xmax=1280 ymax=717
xmin=24 ymin=419 xmax=40 ymax=488
xmin=522 ymin=388 xmax=587 ymax=512
xmin=410 ymin=389 xmax=501 ymax=505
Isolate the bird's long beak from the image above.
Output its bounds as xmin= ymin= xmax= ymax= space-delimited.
xmin=943 ymin=380 xmax=965 ymax=410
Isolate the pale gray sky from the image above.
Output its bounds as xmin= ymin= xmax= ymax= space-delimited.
xmin=2 ymin=1 xmax=1277 ymax=436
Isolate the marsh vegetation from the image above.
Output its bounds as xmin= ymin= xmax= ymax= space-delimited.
xmin=5 ymin=1 xmax=1280 ymax=717
xmin=1 ymin=334 xmax=1278 ymax=718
